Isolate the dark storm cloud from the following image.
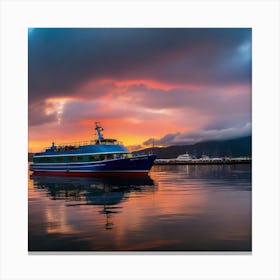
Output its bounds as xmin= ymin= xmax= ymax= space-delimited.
xmin=28 ymin=28 xmax=251 ymax=102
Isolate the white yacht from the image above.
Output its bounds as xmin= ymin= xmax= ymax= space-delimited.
xmin=176 ymin=152 xmax=192 ymax=161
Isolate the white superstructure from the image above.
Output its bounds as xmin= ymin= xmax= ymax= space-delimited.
xmin=176 ymin=152 xmax=192 ymax=161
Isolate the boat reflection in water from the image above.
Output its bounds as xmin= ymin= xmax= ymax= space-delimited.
xmin=31 ymin=174 xmax=156 ymax=230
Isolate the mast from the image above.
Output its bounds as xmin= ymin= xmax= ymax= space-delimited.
xmin=95 ymin=122 xmax=104 ymax=143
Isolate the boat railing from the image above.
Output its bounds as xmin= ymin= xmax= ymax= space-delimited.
xmin=41 ymin=139 xmax=124 ymax=152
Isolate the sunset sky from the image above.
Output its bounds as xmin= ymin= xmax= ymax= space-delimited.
xmin=28 ymin=28 xmax=251 ymax=152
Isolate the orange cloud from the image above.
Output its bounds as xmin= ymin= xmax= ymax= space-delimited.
xmin=80 ymin=78 xmax=200 ymax=98
xmin=113 ymin=79 xmax=200 ymax=91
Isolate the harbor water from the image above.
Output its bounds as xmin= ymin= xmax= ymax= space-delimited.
xmin=28 ymin=164 xmax=251 ymax=251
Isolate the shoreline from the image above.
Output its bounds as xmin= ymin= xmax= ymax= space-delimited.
xmin=154 ymin=159 xmax=251 ymax=165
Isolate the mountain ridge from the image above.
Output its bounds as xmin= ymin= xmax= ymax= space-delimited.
xmin=134 ymin=136 xmax=252 ymax=159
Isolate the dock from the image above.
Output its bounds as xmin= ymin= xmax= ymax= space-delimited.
xmin=154 ymin=157 xmax=251 ymax=165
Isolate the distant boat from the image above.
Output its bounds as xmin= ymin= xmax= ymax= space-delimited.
xmin=176 ymin=152 xmax=192 ymax=161
xmin=201 ymin=154 xmax=210 ymax=160
xmin=29 ymin=122 xmax=156 ymax=176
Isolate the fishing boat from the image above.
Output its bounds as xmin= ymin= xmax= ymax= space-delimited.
xmin=29 ymin=122 xmax=156 ymax=176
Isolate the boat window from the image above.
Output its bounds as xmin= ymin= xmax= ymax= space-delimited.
xmin=89 ymin=155 xmax=100 ymax=161
xmin=84 ymin=155 xmax=90 ymax=161
xmin=106 ymin=154 xmax=114 ymax=160
xmin=68 ymin=156 xmax=74 ymax=162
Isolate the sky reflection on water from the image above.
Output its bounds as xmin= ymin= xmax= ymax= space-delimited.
xmin=28 ymin=164 xmax=251 ymax=251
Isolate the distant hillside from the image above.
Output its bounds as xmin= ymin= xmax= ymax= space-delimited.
xmin=134 ymin=136 xmax=252 ymax=159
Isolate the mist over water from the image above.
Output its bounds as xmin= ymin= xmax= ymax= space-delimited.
xmin=28 ymin=164 xmax=251 ymax=251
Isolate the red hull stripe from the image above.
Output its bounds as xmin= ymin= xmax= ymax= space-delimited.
xmin=32 ymin=171 xmax=149 ymax=177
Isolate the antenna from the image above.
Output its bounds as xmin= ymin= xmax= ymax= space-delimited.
xmin=95 ymin=121 xmax=104 ymax=143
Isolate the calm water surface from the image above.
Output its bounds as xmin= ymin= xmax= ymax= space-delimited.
xmin=28 ymin=164 xmax=251 ymax=251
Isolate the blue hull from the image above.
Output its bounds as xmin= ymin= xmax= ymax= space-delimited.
xmin=30 ymin=155 xmax=156 ymax=175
